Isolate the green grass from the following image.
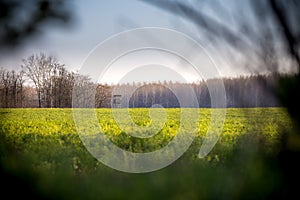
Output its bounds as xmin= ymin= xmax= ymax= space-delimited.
xmin=0 ymin=108 xmax=294 ymax=199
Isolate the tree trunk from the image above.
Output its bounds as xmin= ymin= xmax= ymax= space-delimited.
xmin=37 ymin=89 xmax=41 ymax=108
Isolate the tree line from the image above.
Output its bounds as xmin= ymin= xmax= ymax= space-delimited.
xmin=111 ymin=75 xmax=280 ymax=108
xmin=0 ymin=53 xmax=283 ymax=108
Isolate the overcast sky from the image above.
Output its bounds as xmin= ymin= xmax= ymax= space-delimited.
xmin=0 ymin=0 xmax=293 ymax=84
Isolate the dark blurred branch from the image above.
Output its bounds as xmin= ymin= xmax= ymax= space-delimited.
xmin=142 ymin=0 xmax=253 ymax=51
xmin=141 ymin=0 xmax=300 ymax=75
xmin=269 ymin=0 xmax=300 ymax=70
xmin=0 ymin=0 xmax=72 ymax=49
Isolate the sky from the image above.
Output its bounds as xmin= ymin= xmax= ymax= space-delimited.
xmin=0 ymin=0 xmax=294 ymax=84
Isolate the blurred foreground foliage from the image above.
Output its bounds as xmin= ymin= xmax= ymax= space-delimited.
xmin=0 ymin=108 xmax=296 ymax=199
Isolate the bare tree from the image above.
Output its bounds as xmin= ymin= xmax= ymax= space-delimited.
xmin=51 ymin=67 xmax=76 ymax=108
xmin=0 ymin=68 xmax=24 ymax=108
xmin=72 ymin=73 xmax=95 ymax=108
xmin=21 ymin=53 xmax=64 ymax=108
xmin=95 ymin=84 xmax=112 ymax=108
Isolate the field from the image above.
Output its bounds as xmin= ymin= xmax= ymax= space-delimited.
xmin=0 ymin=108 xmax=294 ymax=199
